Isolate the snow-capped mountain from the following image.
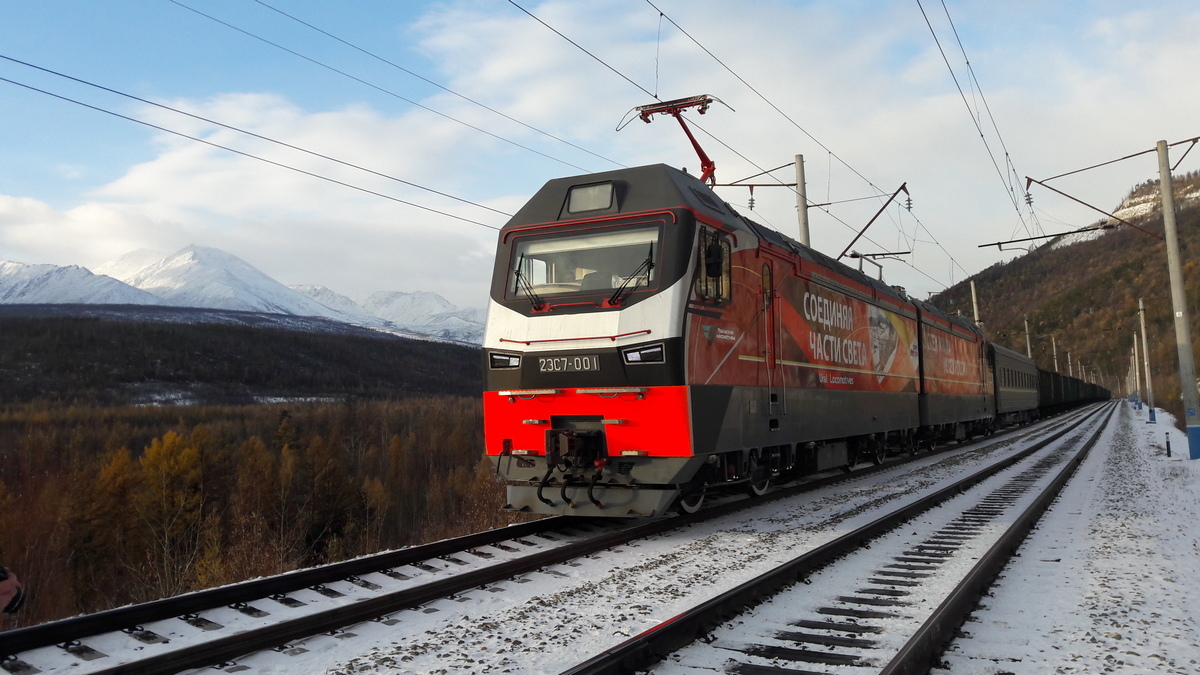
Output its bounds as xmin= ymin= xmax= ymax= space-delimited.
xmin=98 ymin=245 xmax=350 ymax=319
xmin=1 ymin=245 xmax=485 ymax=344
xmin=364 ymin=290 xmax=457 ymax=324
xmin=93 ymin=248 xmax=169 ymax=281
xmin=360 ymin=291 xmax=484 ymax=343
xmin=0 ymin=261 xmax=165 ymax=305
xmin=289 ymin=285 xmax=381 ymax=324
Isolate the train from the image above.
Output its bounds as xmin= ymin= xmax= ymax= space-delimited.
xmin=483 ymin=164 xmax=1109 ymax=518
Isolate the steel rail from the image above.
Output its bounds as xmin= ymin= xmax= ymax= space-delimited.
xmin=1 ymin=434 xmax=912 ymax=659
xmin=879 ymin=402 xmax=1119 ymax=674
xmin=2 ymin=406 xmax=1091 ymax=671
xmin=561 ymin=402 xmax=1111 ymax=674
xmin=0 ymin=516 xmax=584 ymax=655
xmin=55 ymin=454 xmax=947 ymax=674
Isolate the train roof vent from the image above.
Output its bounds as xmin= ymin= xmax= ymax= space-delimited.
xmin=689 ymin=187 xmax=725 ymax=214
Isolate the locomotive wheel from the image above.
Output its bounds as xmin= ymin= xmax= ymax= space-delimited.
xmin=845 ymin=438 xmax=863 ymax=471
xmin=677 ymin=489 xmax=705 ymax=514
xmin=871 ymin=440 xmax=886 ymax=466
xmin=745 ymin=454 xmax=770 ymax=497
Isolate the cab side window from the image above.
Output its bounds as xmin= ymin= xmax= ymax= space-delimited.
xmin=696 ymin=228 xmax=731 ymax=303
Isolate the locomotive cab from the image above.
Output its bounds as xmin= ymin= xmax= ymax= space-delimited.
xmin=484 ymin=166 xmax=714 ymax=517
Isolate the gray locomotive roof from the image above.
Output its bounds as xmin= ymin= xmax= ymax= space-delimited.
xmin=505 ymin=163 xmax=733 ymax=226
xmin=507 ymin=163 xmax=942 ymax=317
xmin=991 ymin=342 xmax=1035 ymax=365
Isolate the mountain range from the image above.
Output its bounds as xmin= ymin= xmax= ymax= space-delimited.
xmin=0 ymin=245 xmax=485 ymax=344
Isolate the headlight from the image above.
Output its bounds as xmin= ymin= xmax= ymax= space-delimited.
xmin=489 ymin=352 xmax=521 ymax=369
xmin=622 ymin=343 xmax=664 ymax=364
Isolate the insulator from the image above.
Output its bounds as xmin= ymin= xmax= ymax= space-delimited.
xmin=748 ymin=196 xmax=755 ymax=209
xmin=1025 ymin=192 xmax=1034 ymax=205
xmin=905 ymin=197 xmax=913 ymax=211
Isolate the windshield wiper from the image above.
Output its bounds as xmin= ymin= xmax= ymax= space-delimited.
xmin=513 ymin=254 xmax=544 ymax=310
xmin=608 ymin=243 xmax=654 ymax=307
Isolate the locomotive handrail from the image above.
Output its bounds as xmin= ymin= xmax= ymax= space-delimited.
xmin=500 ymin=211 xmax=676 ymax=243
xmin=499 ymin=329 xmax=651 ymax=345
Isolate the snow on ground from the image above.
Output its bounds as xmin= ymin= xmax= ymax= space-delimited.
xmin=202 ymin=416 xmax=1077 ymax=674
xmin=940 ymin=403 xmax=1200 ymax=674
xmin=163 ymin=404 xmax=1199 ymax=674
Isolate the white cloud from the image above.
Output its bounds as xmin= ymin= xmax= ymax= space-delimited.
xmin=0 ymin=196 xmax=185 ymax=267
xmin=2 ymin=90 xmax=507 ymax=307
xmin=2 ymin=0 xmax=1198 ymax=308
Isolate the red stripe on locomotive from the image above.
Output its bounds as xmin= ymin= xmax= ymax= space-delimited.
xmin=484 ymin=386 xmax=693 ymax=458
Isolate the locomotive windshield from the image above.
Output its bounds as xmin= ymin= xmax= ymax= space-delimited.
xmin=506 ymin=224 xmax=660 ymax=301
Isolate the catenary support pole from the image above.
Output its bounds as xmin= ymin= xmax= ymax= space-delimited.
xmin=970 ymin=281 xmax=982 ymax=327
xmin=1156 ymin=140 xmax=1200 ymax=459
xmin=795 ymin=154 xmax=810 ymax=247
xmin=1140 ymin=297 xmax=1156 ymax=422
xmin=1068 ymin=351 xmax=1073 ymax=378
xmin=1134 ymin=332 xmax=1142 ymax=404
xmin=1052 ymin=335 xmax=1059 ymax=373
xmin=1024 ymin=315 xmax=1032 ymax=358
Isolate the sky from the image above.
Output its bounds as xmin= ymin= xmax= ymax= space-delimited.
xmin=0 ymin=0 xmax=1197 ymax=308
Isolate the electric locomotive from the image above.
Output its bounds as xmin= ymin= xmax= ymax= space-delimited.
xmin=483 ymin=163 xmax=997 ymax=517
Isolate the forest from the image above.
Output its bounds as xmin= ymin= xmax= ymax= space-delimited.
xmin=933 ymin=172 xmax=1200 ymax=427
xmin=0 ymin=312 xmax=481 ymax=405
xmin=0 ymin=397 xmax=523 ymax=628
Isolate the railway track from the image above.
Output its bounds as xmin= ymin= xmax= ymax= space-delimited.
xmin=566 ymin=401 xmax=1117 ymax=674
xmin=0 ymin=407 xmax=1099 ymax=674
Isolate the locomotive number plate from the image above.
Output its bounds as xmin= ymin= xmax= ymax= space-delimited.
xmin=538 ymin=355 xmax=600 ymax=372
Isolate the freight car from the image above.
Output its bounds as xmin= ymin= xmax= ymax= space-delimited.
xmin=1038 ymin=367 xmax=1108 ymax=415
xmin=484 ymin=164 xmax=1106 ymax=518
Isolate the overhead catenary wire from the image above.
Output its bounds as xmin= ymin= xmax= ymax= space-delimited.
xmin=939 ymin=0 xmax=1042 ymax=239
xmin=641 ymin=1 xmax=966 ymax=286
xmin=1023 ymin=135 xmax=1198 ymax=242
xmin=0 ymin=53 xmax=511 ymax=218
xmin=252 ymin=0 xmax=625 ymax=170
xmin=513 ymin=0 xmax=955 ymax=289
xmin=168 ymin=0 xmax=591 ymax=173
xmin=507 ymin=1 xmax=657 ymax=99
xmin=1040 ymin=145 xmax=1159 ymax=183
xmin=938 ymin=0 xmax=1040 ymax=236
xmin=0 ymin=75 xmax=500 ymax=230
xmin=917 ymin=0 xmax=1036 ymax=242
xmin=643 ymin=0 xmax=887 ymax=197
xmin=646 ymin=0 xmax=952 ymax=276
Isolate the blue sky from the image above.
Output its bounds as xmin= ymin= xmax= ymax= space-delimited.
xmin=1 ymin=0 xmax=1197 ymax=307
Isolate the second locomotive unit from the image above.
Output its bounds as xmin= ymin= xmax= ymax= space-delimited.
xmin=483 ymin=164 xmax=1105 ymax=517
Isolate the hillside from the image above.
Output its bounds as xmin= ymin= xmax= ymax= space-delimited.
xmin=932 ymin=171 xmax=1200 ymax=421
xmin=0 ymin=307 xmax=481 ymax=406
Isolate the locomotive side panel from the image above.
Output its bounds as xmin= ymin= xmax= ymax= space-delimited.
xmin=917 ymin=314 xmax=992 ymax=429
xmin=684 ymin=242 xmax=922 ymax=454
xmin=771 ymin=269 xmax=921 ymax=442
